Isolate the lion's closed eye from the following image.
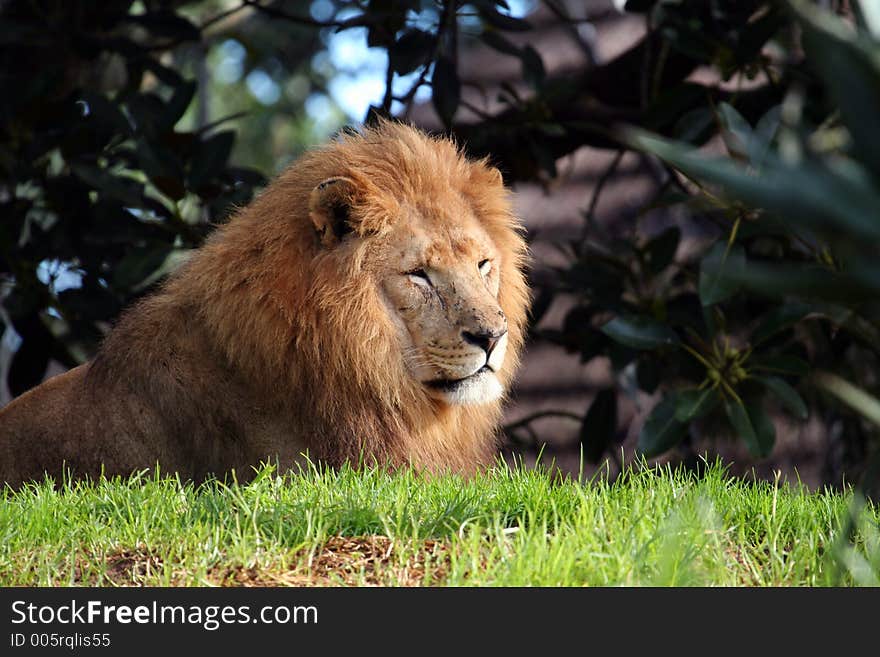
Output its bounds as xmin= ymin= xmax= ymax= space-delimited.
xmin=406 ymin=268 xmax=433 ymax=286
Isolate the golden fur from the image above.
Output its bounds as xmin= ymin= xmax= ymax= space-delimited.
xmin=0 ymin=121 xmax=530 ymax=487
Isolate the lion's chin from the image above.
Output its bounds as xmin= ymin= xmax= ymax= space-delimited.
xmin=425 ymin=368 xmax=504 ymax=406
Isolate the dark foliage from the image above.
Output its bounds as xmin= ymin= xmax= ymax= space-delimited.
xmin=453 ymin=0 xmax=877 ymax=488
xmin=0 ymin=0 xmax=265 ymax=396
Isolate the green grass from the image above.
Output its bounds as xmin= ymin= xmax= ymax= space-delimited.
xmin=1 ymin=458 xmax=878 ymax=586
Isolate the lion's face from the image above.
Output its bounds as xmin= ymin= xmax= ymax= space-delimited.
xmin=377 ymin=205 xmax=508 ymax=406
xmin=304 ymin=125 xmax=527 ymax=411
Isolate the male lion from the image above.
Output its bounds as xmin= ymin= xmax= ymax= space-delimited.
xmin=0 ymin=121 xmax=530 ymax=487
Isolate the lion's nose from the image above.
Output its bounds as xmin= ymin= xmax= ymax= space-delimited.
xmin=462 ymin=327 xmax=508 ymax=356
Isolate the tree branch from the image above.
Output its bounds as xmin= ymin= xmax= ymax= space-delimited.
xmin=200 ymin=1 xmax=251 ymax=32
xmin=242 ymin=0 xmax=354 ymax=29
xmin=504 ymin=410 xmax=582 ymax=433
xmin=541 ymin=0 xmax=597 ymax=64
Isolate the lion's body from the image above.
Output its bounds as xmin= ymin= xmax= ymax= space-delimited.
xmin=0 ymin=122 xmax=529 ymax=488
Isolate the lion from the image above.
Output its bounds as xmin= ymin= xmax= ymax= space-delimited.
xmin=0 ymin=121 xmax=530 ymax=488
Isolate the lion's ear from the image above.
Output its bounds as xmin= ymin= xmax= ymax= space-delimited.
xmin=309 ymin=177 xmax=359 ymax=247
xmin=485 ymin=166 xmax=504 ymax=187
xmin=471 ymin=163 xmax=505 ymax=189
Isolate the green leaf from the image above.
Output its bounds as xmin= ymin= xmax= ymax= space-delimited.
xmin=751 ymin=303 xmax=812 ymax=345
xmin=735 ymin=8 xmax=785 ymax=61
xmin=125 ymin=11 xmax=201 ymax=42
xmin=125 ymin=92 xmax=167 ymax=137
xmin=672 ymin=106 xmax=714 ymax=144
xmin=725 ymin=400 xmax=756 ymax=454
xmin=758 ymin=376 xmax=809 ymax=420
xmin=751 ymin=355 xmax=810 ymax=377
xmin=188 ymin=130 xmax=234 ymax=190
xmin=136 ymin=139 xmax=183 ymax=184
xmin=718 ymin=261 xmax=878 ymax=304
xmin=142 ymin=58 xmax=185 ymax=89
xmin=749 ymin=106 xmax=781 ymax=168
xmin=810 ymin=302 xmax=880 ymax=345
xmin=813 ymin=370 xmax=880 ymax=428
xmin=431 ymin=56 xmax=460 ymax=127
xmin=536 ymin=122 xmax=565 ymax=137
xmin=158 ymin=80 xmax=196 ymax=132
xmin=579 ymin=388 xmax=618 ymax=464
xmin=749 ymin=402 xmax=777 ymax=457
xmin=643 ymin=226 xmax=681 ymax=274
xmin=791 ymin=0 xmax=880 ymax=183
xmin=521 ymin=45 xmax=545 ymax=89
xmin=480 ymin=30 xmax=521 ymax=57
xmin=226 ymin=167 xmax=267 ymax=187
xmin=725 ymin=400 xmax=775 ymax=457
xmin=113 ymin=246 xmax=174 ymax=291
xmin=674 ymin=387 xmax=719 ymax=422
xmin=608 ymin=342 xmax=638 ymax=371
xmin=390 ymin=28 xmax=434 ymax=75
xmin=698 ymin=242 xmax=745 ymax=306
xmin=626 ymin=129 xmax=880 ymax=242
xmin=69 ymin=164 xmax=145 ymax=207
xmin=647 ymin=83 xmax=711 ymax=134
xmin=666 ymin=293 xmax=710 ymax=340
xmin=365 ymin=1 xmax=407 ymax=47
xmin=600 ymin=315 xmax=680 ymax=350
xmin=637 ymin=394 xmax=688 ymax=458
xmin=636 ymin=357 xmax=661 ymax=394
xmin=77 ymin=92 xmax=132 ymax=138
xmin=717 ymin=102 xmax=752 ymax=159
